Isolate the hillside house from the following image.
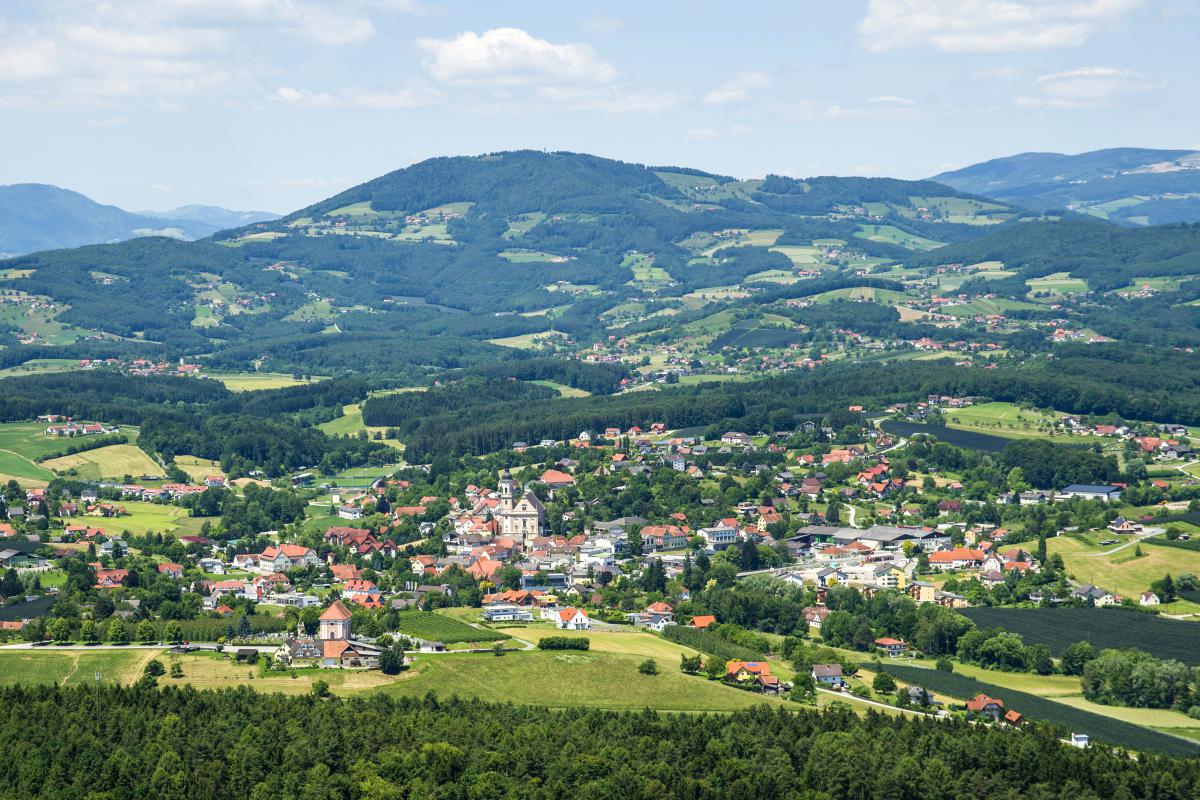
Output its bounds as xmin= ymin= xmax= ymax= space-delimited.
xmin=966 ymin=694 xmax=1005 ymax=721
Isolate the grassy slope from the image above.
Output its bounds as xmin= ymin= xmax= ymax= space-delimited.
xmin=1047 ymin=537 xmax=1200 ymax=614
xmin=41 ymin=444 xmax=161 ymax=480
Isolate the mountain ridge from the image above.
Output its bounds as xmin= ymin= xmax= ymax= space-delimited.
xmin=0 ymin=183 xmax=278 ymax=257
xmin=932 ymin=147 xmax=1200 ymax=225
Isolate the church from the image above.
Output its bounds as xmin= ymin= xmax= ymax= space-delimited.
xmin=494 ymin=469 xmax=546 ymax=543
xmin=318 ymin=600 xmax=383 ymax=669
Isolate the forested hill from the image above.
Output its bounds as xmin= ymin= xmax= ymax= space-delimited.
xmin=902 ymin=218 xmax=1200 ymax=291
xmin=933 ymin=147 xmax=1200 ymax=225
xmin=0 ymin=150 xmax=1020 ymax=377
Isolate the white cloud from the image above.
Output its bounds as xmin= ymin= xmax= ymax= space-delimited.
xmin=151 ymin=183 xmax=175 ymax=193
xmin=703 ymin=71 xmax=771 ymax=104
xmin=1017 ymin=65 xmax=1155 ymax=107
xmin=867 ymin=95 xmax=915 ymax=105
xmin=686 ymin=128 xmax=719 ymax=141
xmin=858 ymin=0 xmax=1144 ymax=53
xmin=0 ymin=36 xmax=59 ymax=82
xmin=0 ymin=1 xmax=384 ymax=108
xmin=274 ymin=85 xmax=443 ymax=108
xmin=417 ymin=28 xmax=615 ymax=85
xmin=536 ymin=86 xmax=682 ymax=114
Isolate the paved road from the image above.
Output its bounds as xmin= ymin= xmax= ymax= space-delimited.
xmin=1078 ymin=528 xmax=1163 ymax=557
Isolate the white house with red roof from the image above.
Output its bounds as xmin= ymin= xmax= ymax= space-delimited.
xmin=555 ymin=607 xmax=590 ymax=630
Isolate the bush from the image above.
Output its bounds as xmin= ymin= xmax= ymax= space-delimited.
xmin=935 ymin=657 xmax=953 ymax=672
xmin=872 ymin=671 xmax=896 ymax=693
xmin=638 ymin=658 xmax=658 ymax=675
xmin=143 ymin=659 xmax=165 ymax=677
xmin=680 ymin=654 xmax=702 ymax=674
xmin=536 ymin=637 xmax=589 ymax=651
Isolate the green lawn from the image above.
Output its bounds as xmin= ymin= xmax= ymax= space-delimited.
xmin=529 ymin=380 xmax=590 ymax=398
xmin=855 ymin=225 xmax=942 ymax=251
xmin=378 ymin=649 xmax=791 ymax=712
xmin=78 ymin=501 xmax=198 ymax=538
xmin=1046 ymin=537 xmax=1200 ymax=616
xmin=0 ymin=359 xmax=80 ymax=379
xmin=317 ymin=403 xmax=403 ymax=449
xmin=208 ymin=372 xmax=321 ymax=391
xmin=1026 ymin=272 xmax=1088 ymax=297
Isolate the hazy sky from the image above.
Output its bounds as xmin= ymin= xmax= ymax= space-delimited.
xmin=2 ymin=0 xmax=1196 ymax=212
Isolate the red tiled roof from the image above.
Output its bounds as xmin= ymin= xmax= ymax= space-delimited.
xmin=319 ymin=600 xmax=352 ymax=621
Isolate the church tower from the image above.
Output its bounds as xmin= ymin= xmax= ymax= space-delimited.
xmin=319 ymin=600 xmax=352 ymax=641
xmin=498 ymin=469 xmax=515 ymax=513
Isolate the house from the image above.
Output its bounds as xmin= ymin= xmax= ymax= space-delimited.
xmin=1004 ymin=710 xmax=1024 ymax=727
xmin=198 ymin=557 xmax=225 ymax=574
xmin=258 ymin=544 xmax=320 ymax=572
xmin=811 ymin=664 xmax=845 ymax=688
xmin=720 ymin=432 xmax=752 ymax=447
xmin=1139 ymin=591 xmax=1160 ymax=606
xmin=965 ymin=694 xmax=1005 ymax=721
xmin=1061 ymin=484 xmax=1122 ymax=502
xmin=539 ymin=469 xmax=576 ymax=490
xmin=691 ymin=614 xmax=716 ymax=629
xmin=874 ymin=637 xmax=907 ymax=657
xmin=1073 ymin=584 xmax=1118 ymax=607
xmin=1070 ymin=733 xmax=1090 ymax=748
xmin=640 ymin=524 xmax=690 ymax=551
xmin=157 ymin=562 xmax=184 ymax=579
xmin=803 ymin=606 xmax=830 ymax=629
xmin=699 ymin=523 xmax=739 ymax=551
xmin=555 ymin=607 xmax=590 ymax=630
xmin=337 ymin=505 xmax=364 ymax=520
xmin=275 ymin=637 xmax=322 ymax=666
xmin=482 ymin=604 xmax=534 ymax=622
xmin=927 ymin=548 xmax=985 ymax=571
xmin=725 ymin=661 xmax=779 ymax=692
xmin=1107 ymin=517 xmax=1142 ymax=534
xmin=95 ymin=568 xmax=130 ymax=589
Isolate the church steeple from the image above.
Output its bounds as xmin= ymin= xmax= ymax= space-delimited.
xmin=499 ymin=469 xmax=515 ymax=502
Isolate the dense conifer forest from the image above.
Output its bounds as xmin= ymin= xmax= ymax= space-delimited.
xmin=1 ymin=685 xmax=1197 ymax=800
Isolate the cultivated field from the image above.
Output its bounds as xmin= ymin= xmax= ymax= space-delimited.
xmin=208 ymin=372 xmax=319 ymax=391
xmin=0 ymin=648 xmax=158 ymax=686
xmin=42 ymin=444 xmax=161 ymax=481
xmin=961 ymin=606 xmax=1200 ymax=665
xmin=876 ymin=662 xmax=1200 ymax=757
xmin=395 ymin=612 xmax=506 ymax=644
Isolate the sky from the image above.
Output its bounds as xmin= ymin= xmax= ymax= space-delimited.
xmin=1 ymin=0 xmax=1197 ymax=213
